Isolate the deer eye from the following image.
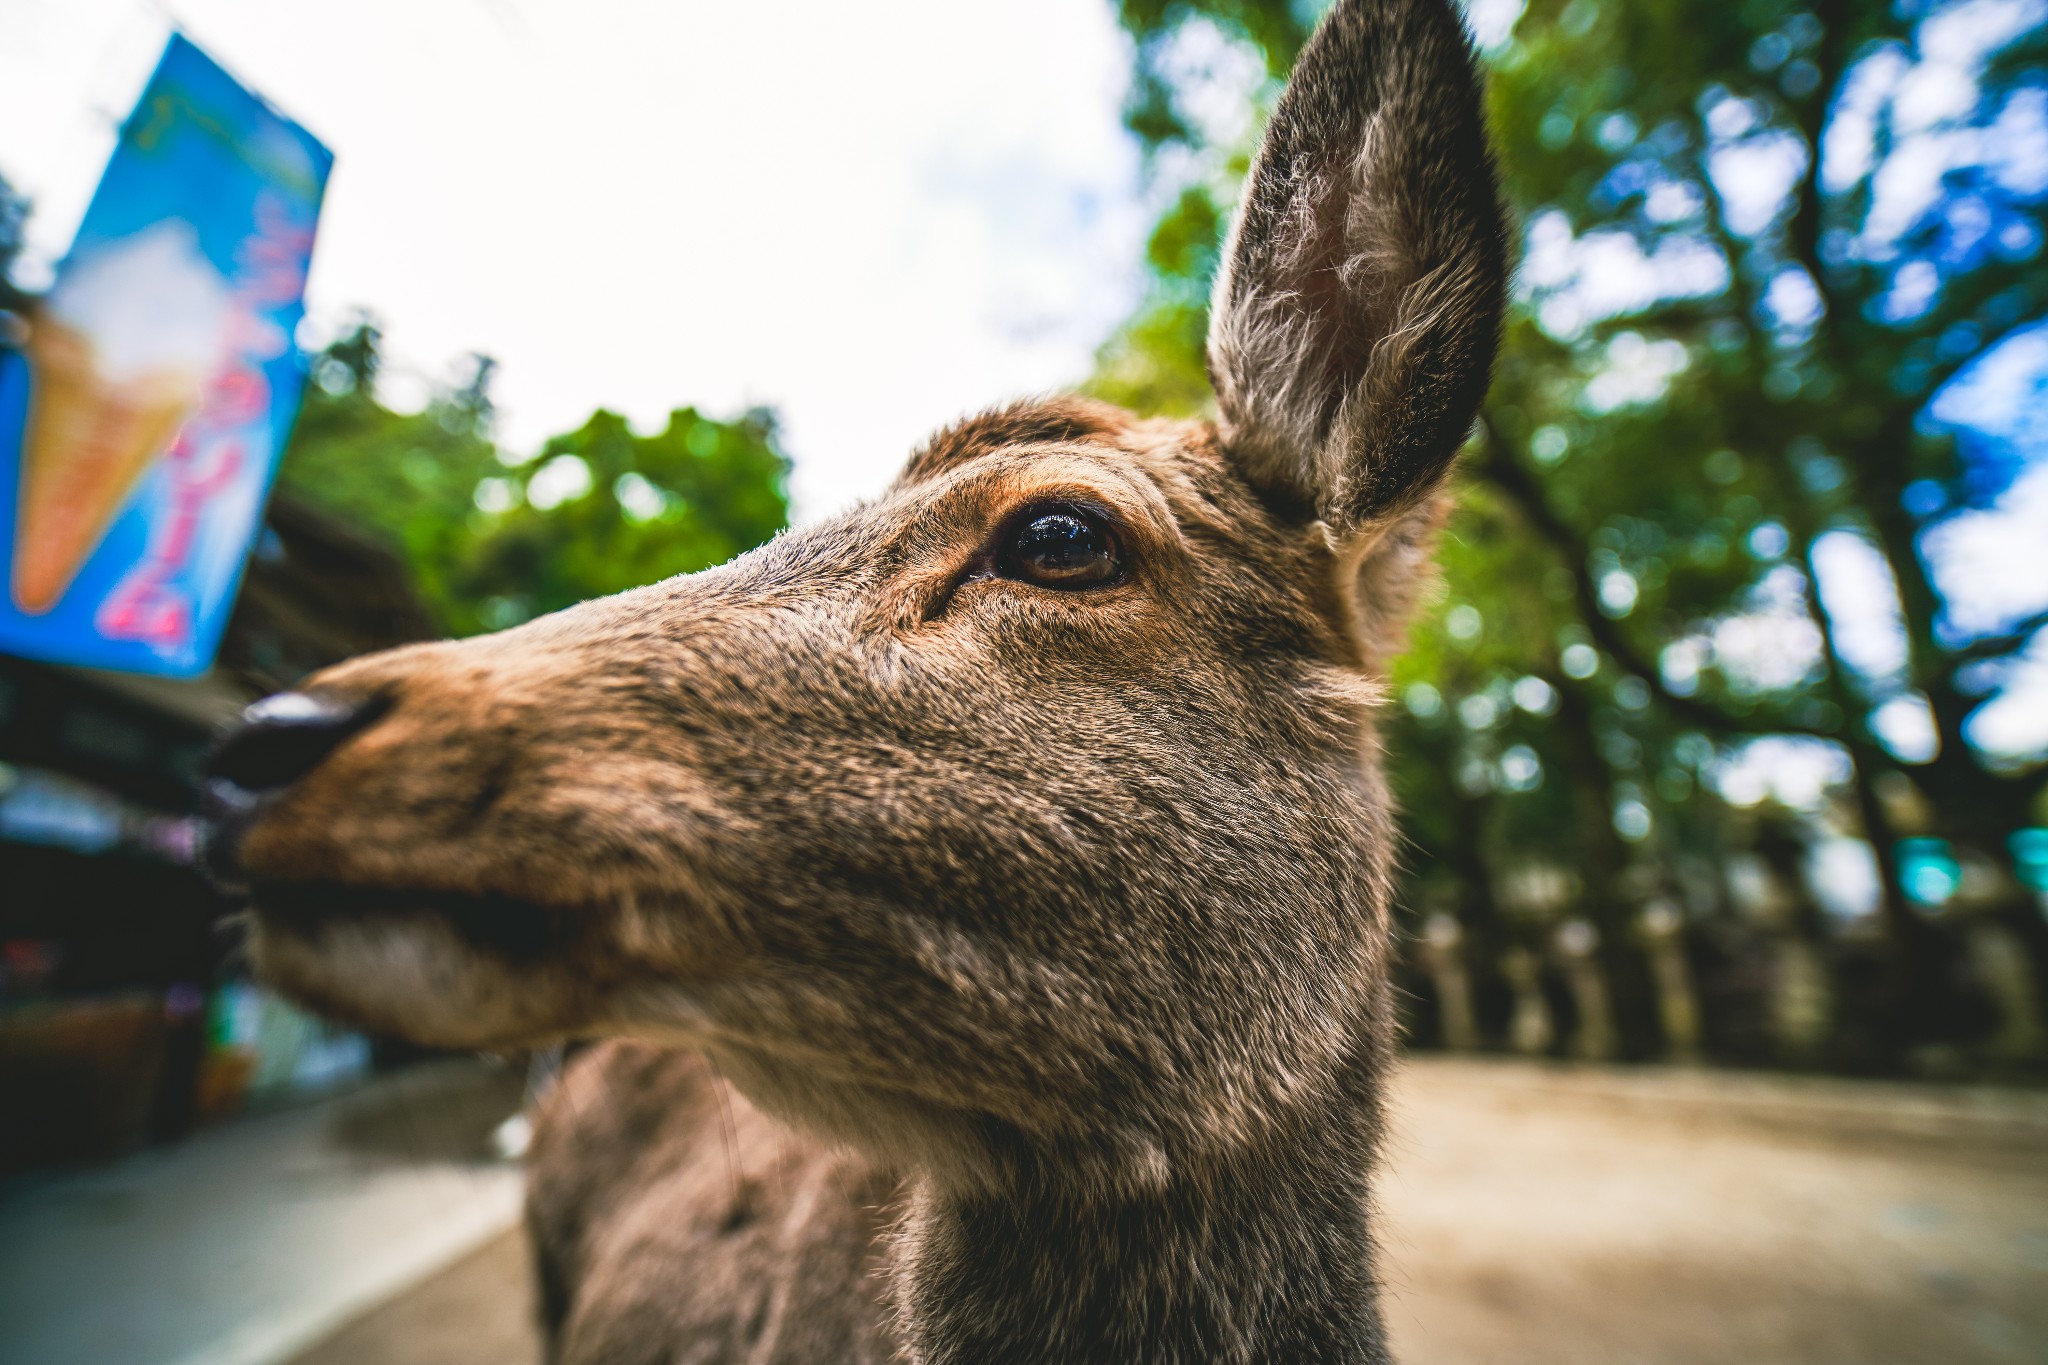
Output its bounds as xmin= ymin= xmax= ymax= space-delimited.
xmin=999 ymin=507 xmax=1121 ymax=589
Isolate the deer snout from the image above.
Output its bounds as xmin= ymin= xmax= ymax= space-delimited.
xmin=202 ymin=689 xmax=384 ymax=885
xmin=204 ymin=652 xmax=645 ymax=1049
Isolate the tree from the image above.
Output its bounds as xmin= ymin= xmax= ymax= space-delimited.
xmin=277 ymin=317 xmax=791 ymax=639
xmin=449 ymin=404 xmax=790 ymax=633
xmin=279 ymin=315 xmax=503 ymax=632
xmin=1099 ymin=0 xmax=2048 ymax=1070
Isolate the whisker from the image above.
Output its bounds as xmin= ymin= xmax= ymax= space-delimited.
xmin=704 ymin=1053 xmax=747 ymax=1217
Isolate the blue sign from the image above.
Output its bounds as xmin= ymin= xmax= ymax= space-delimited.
xmin=0 ymin=35 xmax=330 ymax=675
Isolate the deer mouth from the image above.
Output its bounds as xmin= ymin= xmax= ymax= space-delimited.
xmin=242 ymin=879 xmax=609 ymax=1048
xmin=248 ymin=880 xmax=572 ymax=963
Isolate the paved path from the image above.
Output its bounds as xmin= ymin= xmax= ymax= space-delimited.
xmin=292 ymin=1058 xmax=2048 ymax=1365
xmin=7 ymin=1056 xmax=2043 ymax=1364
xmin=1376 ymin=1060 xmax=2048 ymax=1364
xmin=0 ymin=1061 xmax=527 ymax=1365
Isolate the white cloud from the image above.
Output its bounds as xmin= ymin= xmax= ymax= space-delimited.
xmin=1581 ymin=330 xmax=1689 ymax=412
xmin=1710 ymin=736 xmax=1853 ymax=811
xmin=1708 ymin=129 xmax=1806 ymax=236
xmin=1462 ymin=0 xmax=1527 ymax=53
xmin=0 ymin=0 xmax=1147 ymax=520
xmin=1870 ymin=693 xmax=1941 ymax=762
xmin=1147 ymin=15 xmax=1267 ymax=154
xmin=1821 ymin=43 xmax=1909 ymax=195
xmin=1918 ymin=0 xmax=2047 ymax=76
xmin=1522 ymin=213 xmax=1729 ymax=337
xmin=1806 ymin=835 xmax=1882 ymax=919
xmin=1810 ymin=529 xmax=1909 ymax=686
xmin=1712 ymin=565 xmax=1825 ymax=695
xmin=1965 ymin=633 xmax=2048 ymax=760
xmin=1929 ymin=322 xmax=2048 ymax=468
xmin=1921 ymin=459 xmax=2048 ymax=639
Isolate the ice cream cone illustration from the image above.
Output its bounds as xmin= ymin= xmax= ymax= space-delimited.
xmin=11 ymin=222 xmax=233 ymax=614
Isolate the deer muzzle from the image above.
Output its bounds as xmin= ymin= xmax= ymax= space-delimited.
xmin=199 ymin=621 xmax=718 ymax=1049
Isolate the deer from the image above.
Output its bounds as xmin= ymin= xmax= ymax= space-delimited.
xmin=200 ymin=0 xmax=1506 ymax=1358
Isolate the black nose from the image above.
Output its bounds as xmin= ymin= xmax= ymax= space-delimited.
xmin=207 ymin=691 xmax=381 ymax=793
xmin=201 ymin=692 xmax=382 ymax=885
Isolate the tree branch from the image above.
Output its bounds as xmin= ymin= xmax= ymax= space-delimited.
xmin=1946 ymin=605 xmax=2048 ymax=668
xmin=1469 ymin=421 xmax=1835 ymax=742
xmin=1913 ymin=302 xmax=2048 ymax=410
xmin=1785 ymin=0 xmax=1860 ymax=340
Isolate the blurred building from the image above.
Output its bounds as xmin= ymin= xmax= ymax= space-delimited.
xmin=0 ymin=492 xmax=433 ymax=1174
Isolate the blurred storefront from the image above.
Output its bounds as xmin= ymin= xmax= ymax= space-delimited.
xmin=0 ymin=32 xmax=422 ymax=1175
xmin=0 ymin=494 xmax=434 ymax=1174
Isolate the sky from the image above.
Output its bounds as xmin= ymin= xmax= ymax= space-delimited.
xmin=0 ymin=0 xmax=1150 ymax=518
xmin=1 ymin=0 xmax=2043 ymax=779
xmin=1507 ymin=0 xmax=2048 ymax=768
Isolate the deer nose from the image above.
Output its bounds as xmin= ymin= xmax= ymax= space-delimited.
xmin=201 ymin=692 xmax=383 ymax=883
xmin=208 ymin=692 xmax=382 ymax=793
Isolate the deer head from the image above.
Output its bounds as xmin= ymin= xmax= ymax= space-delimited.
xmin=209 ymin=0 xmax=1503 ymax=1214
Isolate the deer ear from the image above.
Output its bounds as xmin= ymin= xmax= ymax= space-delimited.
xmin=1207 ymin=0 xmax=1508 ymax=537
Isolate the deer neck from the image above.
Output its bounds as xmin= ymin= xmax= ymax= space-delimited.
xmin=891 ymin=1085 xmax=1389 ymax=1365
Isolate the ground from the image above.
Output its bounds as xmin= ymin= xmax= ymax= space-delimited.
xmin=5 ymin=1055 xmax=2042 ymax=1364
xmin=0 ymin=1060 xmax=525 ymax=1365
xmin=285 ymin=1057 xmax=2048 ymax=1365
xmin=1375 ymin=1060 xmax=2046 ymax=1364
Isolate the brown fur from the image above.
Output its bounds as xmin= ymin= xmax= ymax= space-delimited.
xmin=527 ymin=1045 xmax=900 ymax=1364
xmin=219 ymin=1 xmax=1506 ymax=1360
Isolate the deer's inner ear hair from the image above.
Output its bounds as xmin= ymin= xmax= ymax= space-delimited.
xmin=996 ymin=504 xmax=1123 ymax=589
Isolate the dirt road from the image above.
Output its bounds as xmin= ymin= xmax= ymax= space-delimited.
xmin=1376 ymin=1061 xmax=2046 ymax=1364
xmin=292 ymin=1058 xmax=2048 ymax=1365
